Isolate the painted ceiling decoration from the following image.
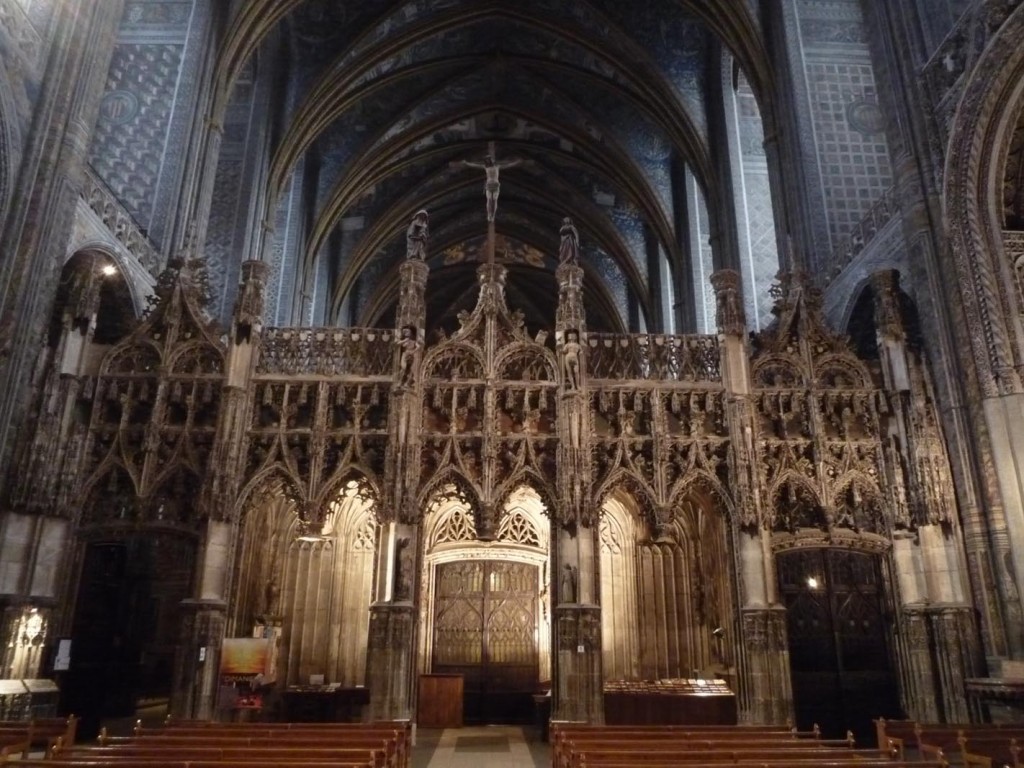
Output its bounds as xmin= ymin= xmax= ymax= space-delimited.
xmin=210 ymin=0 xmax=775 ymax=334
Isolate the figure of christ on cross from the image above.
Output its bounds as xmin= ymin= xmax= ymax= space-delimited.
xmin=457 ymin=141 xmax=522 ymax=224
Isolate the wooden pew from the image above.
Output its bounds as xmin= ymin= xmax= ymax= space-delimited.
xmin=94 ymin=732 xmax=401 ymax=767
xmin=550 ymin=722 xmax=950 ymax=768
xmin=148 ymin=720 xmax=411 ymax=768
xmin=551 ymin=722 xmax=821 ymax=768
xmin=0 ymin=716 xmax=77 ymax=758
xmin=36 ymin=720 xmax=410 ymax=768
xmin=6 ymin=761 xmax=374 ymax=768
xmin=875 ymin=717 xmax=1024 ymax=768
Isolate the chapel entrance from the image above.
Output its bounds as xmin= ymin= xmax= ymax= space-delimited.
xmin=777 ymin=548 xmax=902 ymax=741
xmin=431 ymin=560 xmax=539 ymax=723
xmin=62 ymin=535 xmax=195 ymax=737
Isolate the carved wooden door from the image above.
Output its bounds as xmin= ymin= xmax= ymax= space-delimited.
xmin=432 ymin=560 xmax=539 ymax=723
xmin=777 ymin=548 xmax=902 ymax=740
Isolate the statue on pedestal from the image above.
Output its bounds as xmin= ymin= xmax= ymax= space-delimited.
xmin=559 ymin=217 xmax=580 ymax=265
xmin=406 ymin=210 xmax=429 ymax=260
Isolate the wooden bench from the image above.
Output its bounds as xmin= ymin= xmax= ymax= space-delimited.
xmin=0 ymin=715 xmax=77 ymax=758
xmin=551 ymin=723 xmax=822 ymax=768
xmin=875 ymin=717 xmax=1024 ymax=768
xmin=145 ymin=719 xmax=411 ymax=767
xmin=7 ymin=761 xmax=374 ymax=768
xmin=92 ymin=733 xmax=401 ymax=767
xmin=547 ymin=722 xmax=956 ymax=768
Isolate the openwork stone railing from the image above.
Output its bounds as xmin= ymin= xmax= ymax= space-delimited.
xmin=257 ymin=327 xmax=395 ymax=377
xmin=83 ymin=168 xmax=161 ymax=274
xmin=585 ymin=333 xmax=721 ymax=383
xmin=827 ymin=186 xmax=899 ymax=285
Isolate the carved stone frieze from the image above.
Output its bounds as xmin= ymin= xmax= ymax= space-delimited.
xmin=83 ymin=170 xmax=160 ymax=275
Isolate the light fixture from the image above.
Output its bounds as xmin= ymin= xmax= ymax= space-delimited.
xmin=806 ymin=576 xmax=820 ymax=590
xmin=101 ymin=264 xmax=117 ymax=276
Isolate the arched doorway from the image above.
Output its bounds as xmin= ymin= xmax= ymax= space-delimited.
xmin=777 ymin=547 xmax=902 ymax=740
xmin=419 ymin=486 xmax=550 ymax=723
xmin=64 ymin=532 xmax=196 ymax=737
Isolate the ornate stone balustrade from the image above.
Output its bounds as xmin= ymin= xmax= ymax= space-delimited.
xmin=83 ymin=168 xmax=161 ymax=274
xmin=585 ymin=333 xmax=721 ymax=383
xmin=826 ymin=187 xmax=899 ymax=285
xmin=256 ymin=327 xmax=395 ymax=377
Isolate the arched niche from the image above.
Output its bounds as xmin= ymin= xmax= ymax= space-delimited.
xmin=231 ymin=472 xmax=378 ymax=688
xmin=48 ymin=251 xmax=136 ymax=351
xmin=600 ymin=485 xmax=735 ymax=683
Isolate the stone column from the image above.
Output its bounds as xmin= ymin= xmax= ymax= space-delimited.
xmin=0 ymin=0 xmax=125 ymax=497
xmin=863 ymin=1 xmax=1024 ymax=663
xmin=365 ymin=520 xmax=418 ymax=721
xmin=551 ymin=522 xmax=602 ymax=723
xmin=171 ymin=519 xmax=233 ymax=719
xmin=712 ymin=269 xmax=793 ymax=724
xmin=872 ymin=269 xmax=985 ymax=720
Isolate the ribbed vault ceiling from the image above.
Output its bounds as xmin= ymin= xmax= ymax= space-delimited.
xmin=216 ymin=0 xmax=772 ymax=334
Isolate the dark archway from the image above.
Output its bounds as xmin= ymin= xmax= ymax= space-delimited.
xmin=62 ymin=533 xmax=196 ymax=738
xmin=776 ymin=547 xmax=902 ymax=741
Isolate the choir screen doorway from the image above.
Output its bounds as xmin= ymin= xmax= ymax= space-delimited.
xmin=429 ymin=559 xmax=540 ymax=723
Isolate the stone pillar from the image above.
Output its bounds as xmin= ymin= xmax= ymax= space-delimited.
xmin=552 ymin=523 xmax=602 ymax=723
xmin=551 ymin=240 xmax=601 ymax=722
xmin=171 ymin=519 xmax=233 ymax=719
xmin=0 ymin=0 xmax=125 ymax=498
xmin=365 ymin=520 xmax=418 ymax=721
xmin=713 ymin=269 xmax=793 ymax=724
xmin=739 ymin=606 xmax=792 ymax=724
xmin=872 ymin=269 xmax=985 ymax=719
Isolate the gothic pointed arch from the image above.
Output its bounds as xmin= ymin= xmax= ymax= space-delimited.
xmin=769 ymin=474 xmax=827 ymax=533
xmin=417 ymin=470 xmax=482 ymax=521
xmin=79 ymin=464 xmax=141 ymax=527
xmin=667 ymin=470 xmax=735 ymax=523
xmin=313 ymin=467 xmax=381 ymax=515
xmin=493 ymin=471 xmax=556 ymax=522
xmin=830 ymin=472 xmax=886 ymax=536
xmin=233 ymin=463 xmax=305 ymax=523
xmin=595 ymin=469 xmax=658 ymax=533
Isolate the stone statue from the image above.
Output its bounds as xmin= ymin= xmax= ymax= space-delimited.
xmin=394 ymin=537 xmax=413 ymax=600
xmin=406 ymin=210 xmax=429 ymax=259
xmin=262 ymin=577 xmax=280 ymax=618
xmin=397 ymin=325 xmax=421 ymax=389
xmin=560 ymin=564 xmax=578 ymax=603
xmin=562 ymin=329 xmax=581 ymax=390
xmin=460 ymin=151 xmax=522 ymax=222
xmin=559 ymin=217 xmax=580 ymax=265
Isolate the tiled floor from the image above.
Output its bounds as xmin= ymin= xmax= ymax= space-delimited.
xmin=413 ymin=725 xmax=550 ymax=768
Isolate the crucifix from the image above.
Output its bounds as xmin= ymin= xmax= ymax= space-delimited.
xmin=456 ymin=141 xmax=523 ymax=264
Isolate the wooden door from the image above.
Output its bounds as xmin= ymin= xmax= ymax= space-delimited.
xmin=777 ymin=548 xmax=902 ymax=740
xmin=432 ymin=560 xmax=539 ymax=723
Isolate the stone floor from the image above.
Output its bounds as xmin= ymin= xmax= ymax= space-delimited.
xmin=413 ymin=726 xmax=550 ymax=768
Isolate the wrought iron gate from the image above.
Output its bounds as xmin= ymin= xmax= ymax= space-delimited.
xmin=432 ymin=560 xmax=539 ymax=722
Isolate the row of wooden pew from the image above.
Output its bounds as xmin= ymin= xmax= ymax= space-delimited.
xmin=875 ymin=718 xmax=1024 ymax=768
xmin=0 ymin=718 xmax=78 ymax=760
xmin=551 ymin=723 xmax=946 ymax=768
xmin=2 ymin=719 xmax=411 ymax=768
